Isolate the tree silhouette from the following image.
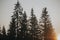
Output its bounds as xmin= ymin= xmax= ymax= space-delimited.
xmin=0 ymin=26 xmax=2 ymax=40
xmin=19 ymin=11 xmax=28 ymax=40
xmin=7 ymin=17 xmax=16 ymax=40
xmin=39 ymin=7 xmax=56 ymax=40
xmin=29 ymin=8 xmax=41 ymax=40
xmin=2 ymin=26 xmax=6 ymax=40
xmin=0 ymin=1 xmax=57 ymax=40
xmin=0 ymin=27 xmax=1 ymax=34
xmin=2 ymin=26 xmax=6 ymax=36
xmin=8 ymin=0 xmax=24 ymax=40
xmin=14 ymin=1 xmax=24 ymax=40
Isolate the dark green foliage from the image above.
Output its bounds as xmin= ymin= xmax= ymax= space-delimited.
xmin=2 ymin=26 xmax=6 ymax=36
xmin=19 ymin=11 xmax=28 ymax=40
xmin=29 ymin=8 xmax=41 ymax=40
xmin=7 ymin=17 xmax=16 ymax=40
xmin=2 ymin=26 xmax=7 ymax=40
xmin=39 ymin=7 xmax=56 ymax=40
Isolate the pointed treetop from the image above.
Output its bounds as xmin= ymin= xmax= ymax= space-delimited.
xmin=44 ymin=7 xmax=47 ymax=11
xmin=31 ymin=8 xmax=34 ymax=17
xmin=2 ymin=26 xmax=5 ymax=31
xmin=16 ymin=0 xmax=20 ymax=5
xmin=23 ymin=11 xmax=27 ymax=18
xmin=31 ymin=8 xmax=33 ymax=13
xmin=14 ymin=0 xmax=23 ymax=12
xmin=17 ymin=0 xmax=19 ymax=4
xmin=43 ymin=7 xmax=47 ymax=13
xmin=42 ymin=7 xmax=48 ymax=17
xmin=2 ymin=26 xmax=6 ymax=35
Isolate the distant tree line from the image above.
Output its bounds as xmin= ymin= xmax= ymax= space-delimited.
xmin=0 ymin=1 xmax=57 ymax=40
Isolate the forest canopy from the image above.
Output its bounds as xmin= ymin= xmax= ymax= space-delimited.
xmin=0 ymin=1 xmax=57 ymax=40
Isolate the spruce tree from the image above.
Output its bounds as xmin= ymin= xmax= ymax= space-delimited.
xmin=2 ymin=26 xmax=6 ymax=36
xmin=20 ymin=11 xmax=28 ymax=40
xmin=2 ymin=26 xmax=6 ymax=40
xmin=14 ymin=1 xmax=23 ymax=38
xmin=8 ymin=0 xmax=23 ymax=40
xmin=39 ymin=7 xmax=56 ymax=40
xmin=30 ymin=8 xmax=40 ymax=40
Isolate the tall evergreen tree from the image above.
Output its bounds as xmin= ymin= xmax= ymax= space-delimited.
xmin=29 ymin=8 xmax=40 ymax=40
xmin=14 ymin=0 xmax=23 ymax=38
xmin=39 ymin=7 xmax=56 ymax=40
xmin=8 ymin=0 xmax=23 ymax=40
xmin=19 ymin=11 xmax=28 ymax=40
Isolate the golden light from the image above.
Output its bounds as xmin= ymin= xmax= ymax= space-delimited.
xmin=57 ymin=34 xmax=60 ymax=40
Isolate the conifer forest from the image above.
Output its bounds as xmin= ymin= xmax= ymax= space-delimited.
xmin=0 ymin=0 xmax=57 ymax=40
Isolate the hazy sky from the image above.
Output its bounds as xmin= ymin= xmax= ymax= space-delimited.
xmin=0 ymin=0 xmax=60 ymax=35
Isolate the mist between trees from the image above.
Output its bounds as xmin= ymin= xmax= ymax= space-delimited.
xmin=0 ymin=1 xmax=57 ymax=40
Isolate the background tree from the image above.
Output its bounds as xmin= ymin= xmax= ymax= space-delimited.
xmin=0 ymin=26 xmax=2 ymax=40
xmin=39 ymin=7 xmax=56 ymax=40
xmin=0 ymin=26 xmax=1 ymax=34
xmin=2 ymin=26 xmax=6 ymax=40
